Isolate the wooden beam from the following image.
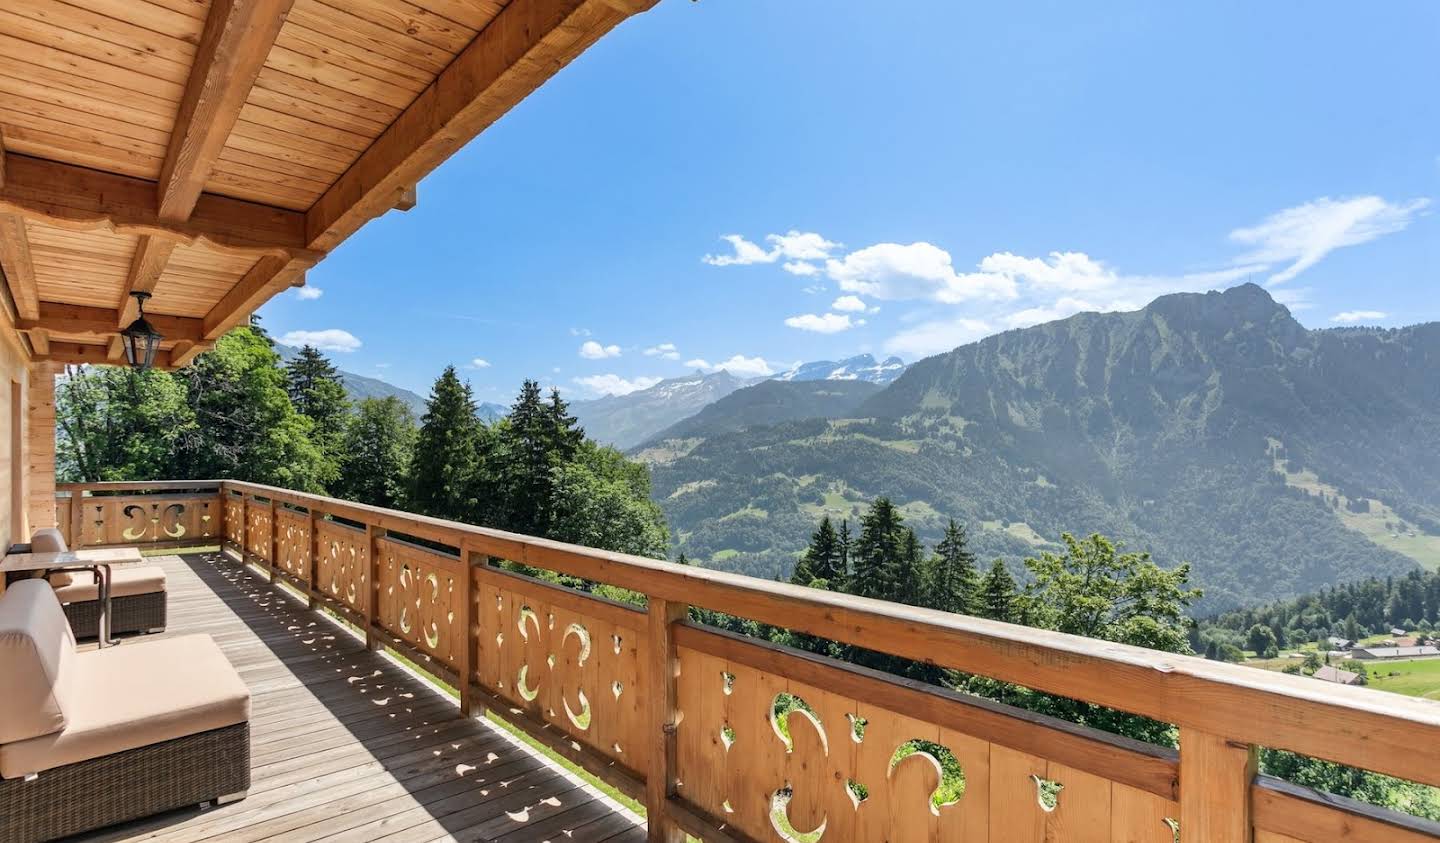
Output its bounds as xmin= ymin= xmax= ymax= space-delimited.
xmin=306 ymin=0 xmax=644 ymax=250
xmin=1180 ymin=729 xmax=1257 ymax=842
xmin=117 ymin=236 xmax=179 ymax=327
xmin=202 ymin=255 xmax=311 ymax=340
xmin=39 ymin=342 xmax=174 ymax=370
xmin=169 ymin=340 xmax=207 ymax=367
xmin=393 ymin=186 xmax=417 ymax=212
xmin=158 ymin=0 xmax=296 ymax=221
xmin=0 ymin=215 xmax=38 ymax=321
xmin=0 ymin=154 xmax=322 ymax=260
xmin=19 ymin=302 xmax=204 ymax=344
xmin=106 ymin=335 xmax=124 ymax=362
xmin=645 ymin=597 xmax=686 ymax=843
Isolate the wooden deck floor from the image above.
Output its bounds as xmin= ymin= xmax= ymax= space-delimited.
xmin=77 ymin=551 xmax=646 ymax=843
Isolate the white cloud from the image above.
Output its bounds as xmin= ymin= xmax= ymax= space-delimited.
xmin=703 ymin=231 xmax=841 ymax=267
xmin=883 ymin=317 xmax=994 ymax=358
xmin=572 ymin=374 xmax=661 ymax=397
xmin=784 ymin=312 xmax=863 ymax=333
xmin=295 ymin=286 xmax=323 ymax=300
xmin=1229 ymin=196 xmax=1430 ymax=285
xmin=1001 ymin=296 xmax=1100 ymax=329
xmin=688 ymin=354 xmax=775 ymax=377
xmin=279 ymin=329 xmax=361 ymax=353
xmin=783 ymin=261 xmax=821 ymax=276
xmin=644 ymin=343 xmax=680 ymax=360
xmin=470 ymin=358 xmax=491 ymax=369
xmin=1331 ymin=310 xmax=1387 ymax=324
xmin=831 ymin=295 xmax=869 ymax=313
xmin=579 ymin=340 xmax=621 ymax=359
xmin=979 ymin=251 xmax=1118 ymax=293
xmin=825 ymin=242 xmax=1018 ymax=303
xmin=1271 ymin=287 xmax=1315 ymax=311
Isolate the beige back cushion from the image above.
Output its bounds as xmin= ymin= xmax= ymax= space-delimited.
xmin=0 ymin=580 xmax=76 ymax=744
xmin=31 ymin=529 xmax=73 ymax=587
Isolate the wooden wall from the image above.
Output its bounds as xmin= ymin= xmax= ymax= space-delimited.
xmin=0 ymin=326 xmax=33 ymax=553
xmin=24 ymin=360 xmax=55 ymax=537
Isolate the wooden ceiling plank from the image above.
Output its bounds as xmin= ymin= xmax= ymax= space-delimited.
xmin=0 ymin=153 xmax=321 ymax=259
xmin=158 ymin=0 xmax=298 ymax=222
xmin=0 ymin=134 xmax=39 ymax=325
xmin=306 ymin=0 xmax=653 ymax=251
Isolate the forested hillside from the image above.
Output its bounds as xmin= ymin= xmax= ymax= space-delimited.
xmin=645 ymin=285 xmax=1440 ymax=611
xmin=640 ymin=379 xmax=880 ymax=444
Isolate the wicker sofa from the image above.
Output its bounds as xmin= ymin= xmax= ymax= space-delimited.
xmin=32 ymin=528 xmax=168 ymax=639
xmin=0 ymin=579 xmax=250 ymax=842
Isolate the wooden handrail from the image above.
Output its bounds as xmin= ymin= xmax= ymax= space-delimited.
xmin=53 ymin=478 xmax=1440 ymax=841
xmin=215 ymin=478 xmax=1440 ymax=791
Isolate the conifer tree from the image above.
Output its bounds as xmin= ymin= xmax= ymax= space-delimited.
xmin=284 ymin=345 xmax=349 ymax=488
xmin=850 ymin=498 xmax=908 ymax=601
xmin=335 ymin=397 xmax=416 ymax=508
xmin=924 ymin=519 xmax=980 ymax=614
xmin=896 ymin=528 xmax=925 ymax=606
xmin=836 ymin=518 xmax=852 ymax=591
xmin=979 ymin=558 xmax=1018 ymax=622
xmin=492 ymin=380 xmax=582 ymax=537
xmin=410 ymin=366 xmax=480 ymax=521
xmin=792 ymin=517 xmax=843 ymax=588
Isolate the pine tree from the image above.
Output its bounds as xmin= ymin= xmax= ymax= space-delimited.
xmin=978 ymin=558 xmax=1018 ymax=622
xmin=924 ymin=519 xmax=980 ymax=614
xmin=335 ymin=397 xmax=416 ymax=508
xmin=492 ymin=380 xmax=579 ymax=537
xmin=850 ymin=498 xmax=909 ymax=601
xmin=792 ymin=517 xmax=842 ymax=588
xmin=284 ymin=345 xmax=349 ymax=488
xmin=896 ymin=528 xmax=925 ymax=606
xmin=410 ymin=366 xmax=480 ymax=521
xmin=836 ymin=519 xmax=852 ymax=591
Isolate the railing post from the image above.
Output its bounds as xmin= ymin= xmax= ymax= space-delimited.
xmin=68 ymin=487 xmax=83 ymax=547
xmin=645 ymin=597 xmax=687 ymax=843
xmin=365 ymin=522 xmax=385 ymax=650
xmin=238 ymin=494 xmax=248 ymax=560
xmin=305 ymin=505 xmax=318 ymax=609
xmin=1179 ymin=728 xmax=1257 ymax=842
xmin=267 ymin=497 xmax=278 ymax=581
xmin=458 ymin=543 xmax=480 ymax=717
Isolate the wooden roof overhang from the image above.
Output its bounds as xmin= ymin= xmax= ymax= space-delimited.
xmin=0 ymin=0 xmax=654 ymax=369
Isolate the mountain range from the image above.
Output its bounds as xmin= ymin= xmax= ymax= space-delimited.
xmin=570 ymin=354 xmax=908 ymax=449
xmin=637 ymin=285 xmax=1440 ymax=611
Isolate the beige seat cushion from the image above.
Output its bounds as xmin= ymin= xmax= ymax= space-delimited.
xmin=0 ymin=634 xmax=250 ymax=778
xmin=52 ymin=565 xmax=166 ymax=603
xmin=31 ymin=528 xmax=72 ymax=587
xmin=0 ymin=580 xmax=75 ymax=745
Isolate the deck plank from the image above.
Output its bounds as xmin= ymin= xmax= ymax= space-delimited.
xmin=76 ymin=551 xmax=645 ymax=843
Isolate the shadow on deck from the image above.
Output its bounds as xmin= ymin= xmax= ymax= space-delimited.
xmin=75 ymin=551 xmax=645 ymax=843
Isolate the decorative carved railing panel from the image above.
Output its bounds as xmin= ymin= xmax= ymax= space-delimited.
xmin=274 ymin=506 xmax=312 ymax=583
xmin=244 ymin=501 xmax=271 ymax=562
xmin=223 ymin=495 xmax=243 ymax=546
xmin=65 ymin=492 xmax=219 ymax=548
xmin=473 ymin=569 xmax=647 ymax=770
xmin=374 ymin=537 xmax=464 ymax=670
xmin=313 ymin=518 xmax=367 ymax=615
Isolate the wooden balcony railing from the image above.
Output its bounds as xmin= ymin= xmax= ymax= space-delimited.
xmin=54 ymin=480 xmax=1440 ymax=843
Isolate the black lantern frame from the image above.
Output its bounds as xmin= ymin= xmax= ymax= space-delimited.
xmin=120 ymin=291 xmax=163 ymax=371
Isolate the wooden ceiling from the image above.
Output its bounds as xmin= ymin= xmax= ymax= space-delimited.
xmin=0 ymin=0 xmax=654 ymax=369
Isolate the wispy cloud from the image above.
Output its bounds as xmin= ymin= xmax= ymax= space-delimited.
xmin=703 ymin=231 xmax=841 ymax=268
xmin=644 ymin=342 xmax=680 ymax=360
xmin=784 ymin=312 xmax=863 ymax=333
xmin=295 ymin=286 xmax=323 ymax=300
xmin=687 ymin=354 xmax=775 ymax=377
xmin=572 ymin=374 xmax=661 ymax=397
xmin=1331 ymin=309 xmax=1387 ymax=324
xmin=279 ymin=329 xmax=361 ymax=353
xmin=883 ymin=317 xmax=993 ymax=357
xmin=579 ymin=340 xmax=621 ymax=359
xmin=570 ymin=327 xmax=592 ymax=337
xmin=1229 ymin=196 xmax=1430 ymax=285
xmin=469 ymin=358 xmax=491 ymax=368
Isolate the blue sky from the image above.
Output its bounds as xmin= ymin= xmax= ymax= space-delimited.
xmin=258 ymin=1 xmax=1440 ymax=401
